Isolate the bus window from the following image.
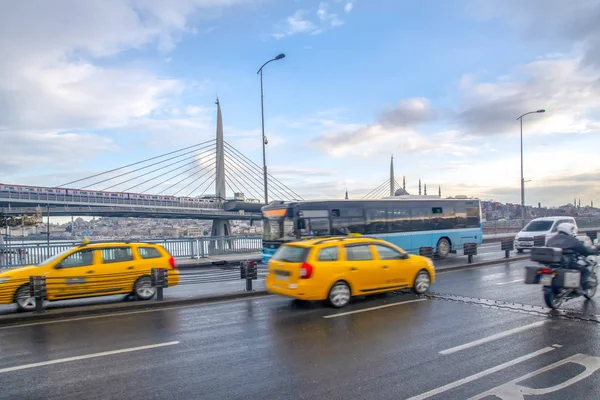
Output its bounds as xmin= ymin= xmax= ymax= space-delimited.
xmin=432 ymin=207 xmax=457 ymax=230
xmin=304 ymin=218 xmax=330 ymax=236
xmin=389 ymin=208 xmax=410 ymax=233
xmin=332 ymin=217 xmax=365 ymax=235
xmin=366 ymin=209 xmax=388 ymax=234
xmin=411 ymin=208 xmax=433 ymax=231
xmin=455 ymin=204 xmax=467 ymax=228
xmin=466 ymin=207 xmax=480 ymax=228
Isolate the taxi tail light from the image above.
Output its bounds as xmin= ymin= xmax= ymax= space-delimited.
xmin=168 ymin=257 xmax=177 ymax=269
xmin=300 ymin=262 xmax=313 ymax=279
xmin=539 ymin=268 xmax=551 ymax=274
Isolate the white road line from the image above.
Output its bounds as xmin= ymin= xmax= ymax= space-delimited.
xmin=406 ymin=345 xmax=558 ymax=400
xmin=439 ymin=320 xmax=547 ymax=355
xmin=323 ymin=299 xmax=427 ymax=319
xmin=495 ymin=278 xmax=524 ymax=286
xmin=0 ymin=341 xmax=179 ymax=374
xmin=0 ymin=295 xmax=274 ymax=330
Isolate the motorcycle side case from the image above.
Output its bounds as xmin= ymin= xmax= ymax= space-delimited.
xmin=530 ymin=247 xmax=563 ymax=263
xmin=553 ymin=270 xmax=581 ymax=289
xmin=524 ymin=266 xmax=541 ymax=284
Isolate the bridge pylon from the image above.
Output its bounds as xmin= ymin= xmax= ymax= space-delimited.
xmin=211 ymin=98 xmax=232 ymax=249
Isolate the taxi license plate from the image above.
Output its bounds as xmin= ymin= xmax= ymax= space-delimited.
xmin=540 ymin=275 xmax=553 ymax=286
xmin=276 ymin=273 xmax=289 ymax=281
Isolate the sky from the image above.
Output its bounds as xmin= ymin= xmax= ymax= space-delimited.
xmin=1 ymin=0 xmax=599 ymax=207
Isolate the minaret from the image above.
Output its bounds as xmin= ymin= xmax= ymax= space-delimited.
xmin=403 ymin=176 xmax=406 ymax=191
xmin=424 ymin=183 xmax=427 ymax=196
xmin=438 ymin=185 xmax=441 ymax=197
xmin=345 ymin=189 xmax=348 ymax=200
xmin=418 ymin=179 xmax=422 ymax=195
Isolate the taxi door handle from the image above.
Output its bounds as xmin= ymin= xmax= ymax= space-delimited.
xmin=382 ymin=265 xmax=389 ymax=269
xmin=349 ymin=267 xmax=357 ymax=271
xmin=86 ymin=270 xmax=94 ymax=274
xmin=127 ymin=266 xmax=134 ymax=270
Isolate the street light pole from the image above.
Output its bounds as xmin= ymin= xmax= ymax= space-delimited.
xmin=517 ymin=109 xmax=545 ymax=226
xmin=257 ymin=53 xmax=286 ymax=205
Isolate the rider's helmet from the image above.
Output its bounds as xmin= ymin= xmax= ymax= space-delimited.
xmin=556 ymin=222 xmax=576 ymax=236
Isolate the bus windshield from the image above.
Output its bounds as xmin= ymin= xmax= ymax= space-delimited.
xmin=263 ymin=216 xmax=296 ymax=241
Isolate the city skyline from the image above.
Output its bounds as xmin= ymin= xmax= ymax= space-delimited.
xmin=1 ymin=1 xmax=599 ymax=207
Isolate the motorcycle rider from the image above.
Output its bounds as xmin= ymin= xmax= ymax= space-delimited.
xmin=545 ymin=222 xmax=598 ymax=290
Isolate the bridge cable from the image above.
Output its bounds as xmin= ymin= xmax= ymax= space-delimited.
xmin=224 ymin=159 xmax=265 ymax=201
xmin=223 ymin=156 xmax=289 ymax=202
xmin=78 ymin=142 xmax=216 ymax=190
xmin=185 ymin=171 xmax=217 ymax=198
xmin=58 ymin=140 xmax=215 ymax=188
xmin=222 ymin=150 xmax=282 ymax=201
xmin=172 ymin=167 xmax=217 ymax=197
xmin=223 ymin=144 xmax=300 ymax=201
xmin=224 ymin=143 xmax=301 ymax=201
xmin=161 ymin=158 xmax=217 ymax=196
xmin=224 ymin=141 xmax=303 ymax=200
xmin=103 ymin=150 xmax=214 ymax=192
xmin=362 ymin=180 xmax=388 ymax=199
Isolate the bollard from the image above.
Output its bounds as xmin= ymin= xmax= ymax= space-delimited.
xmin=464 ymin=243 xmax=477 ymax=264
xmin=501 ymin=238 xmax=514 ymax=259
xmin=151 ymin=268 xmax=168 ymax=301
xmin=240 ymin=261 xmax=257 ymax=291
xmin=29 ymin=276 xmax=46 ymax=313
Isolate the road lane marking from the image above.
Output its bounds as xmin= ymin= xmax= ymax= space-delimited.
xmin=0 ymin=341 xmax=179 ymax=374
xmin=468 ymin=353 xmax=600 ymax=399
xmin=495 ymin=278 xmax=524 ymax=285
xmin=406 ymin=345 xmax=558 ymax=400
xmin=323 ymin=299 xmax=427 ymax=319
xmin=0 ymin=295 xmax=274 ymax=330
xmin=439 ymin=320 xmax=548 ymax=355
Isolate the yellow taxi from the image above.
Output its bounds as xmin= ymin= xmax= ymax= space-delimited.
xmin=266 ymin=236 xmax=435 ymax=308
xmin=0 ymin=241 xmax=180 ymax=311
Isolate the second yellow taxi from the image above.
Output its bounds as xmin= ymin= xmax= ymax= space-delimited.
xmin=265 ymin=236 xmax=435 ymax=307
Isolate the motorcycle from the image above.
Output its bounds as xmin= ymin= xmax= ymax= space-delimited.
xmin=524 ymin=238 xmax=599 ymax=309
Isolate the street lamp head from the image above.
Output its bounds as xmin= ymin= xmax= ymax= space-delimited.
xmin=275 ymin=53 xmax=286 ymax=60
xmin=536 ymin=109 xmax=546 ymax=113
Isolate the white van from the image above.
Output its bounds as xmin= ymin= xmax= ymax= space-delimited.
xmin=514 ymin=216 xmax=578 ymax=252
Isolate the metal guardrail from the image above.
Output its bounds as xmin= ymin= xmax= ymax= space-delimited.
xmin=0 ymin=235 xmax=263 ymax=269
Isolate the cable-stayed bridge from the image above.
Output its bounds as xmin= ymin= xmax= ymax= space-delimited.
xmin=0 ymin=99 xmax=303 ymax=235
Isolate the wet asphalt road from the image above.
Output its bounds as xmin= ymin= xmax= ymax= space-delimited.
xmin=0 ymin=243 xmax=512 ymax=315
xmin=1 ymin=258 xmax=599 ymax=399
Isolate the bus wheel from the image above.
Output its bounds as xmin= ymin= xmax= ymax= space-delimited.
xmin=436 ymin=238 xmax=451 ymax=259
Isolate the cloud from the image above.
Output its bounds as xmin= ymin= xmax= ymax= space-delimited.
xmin=344 ymin=2 xmax=354 ymax=13
xmin=379 ymin=98 xmax=434 ymax=128
xmin=456 ymin=57 xmax=600 ymax=136
xmin=468 ymin=0 xmax=600 ymax=68
xmin=0 ymin=0 xmax=258 ymax=176
xmin=271 ymin=2 xmax=348 ymax=39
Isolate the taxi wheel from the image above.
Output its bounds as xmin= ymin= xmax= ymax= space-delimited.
xmin=14 ymin=285 xmax=36 ymax=312
xmin=133 ymin=276 xmax=156 ymax=300
xmin=412 ymin=270 xmax=431 ymax=295
xmin=328 ymin=281 xmax=351 ymax=308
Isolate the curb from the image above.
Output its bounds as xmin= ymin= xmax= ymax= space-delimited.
xmin=0 ymin=290 xmax=269 ymax=326
xmin=437 ymin=255 xmax=529 ymax=273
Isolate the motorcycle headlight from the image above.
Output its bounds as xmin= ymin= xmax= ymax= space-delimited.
xmin=0 ymin=278 xmax=9 ymax=284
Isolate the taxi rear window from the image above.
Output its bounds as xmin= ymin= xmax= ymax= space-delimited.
xmin=272 ymin=246 xmax=309 ymax=263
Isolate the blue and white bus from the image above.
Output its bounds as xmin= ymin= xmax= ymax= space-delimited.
xmin=261 ymin=196 xmax=483 ymax=263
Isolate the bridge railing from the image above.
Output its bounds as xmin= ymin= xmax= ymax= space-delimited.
xmin=0 ymin=235 xmax=263 ymax=269
xmin=482 ymin=217 xmax=600 ymax=234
